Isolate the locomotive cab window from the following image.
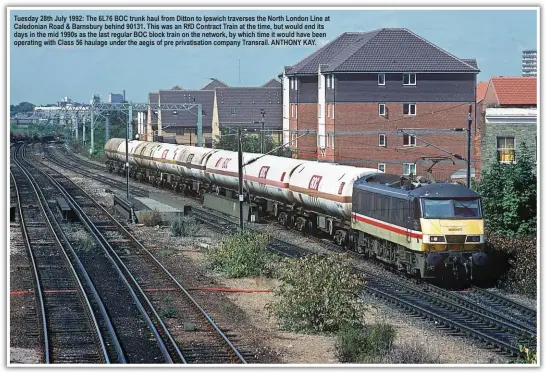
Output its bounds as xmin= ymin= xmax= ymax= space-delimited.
xmin=421 ymin=198 xmax=482 ymax=219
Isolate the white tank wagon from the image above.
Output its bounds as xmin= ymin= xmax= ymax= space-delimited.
xmin=205 ymin=150 xmax=262 ymax=192
xmin=175 ymin=146 xmax=219 ymax=182
xmin=243 ymin=155 xmax=308 ymax=205
xmin=287 ymin=163 xmax=377 ymax=238
xmin=132 ymin=141 xmax=163 ymax=171
xmin=149 ymin=143 xmax=184 ymax=175
xmin=104 ymin=138 xmax=125 ymax=162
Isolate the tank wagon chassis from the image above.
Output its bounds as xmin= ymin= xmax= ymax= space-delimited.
xmin=104 ymin=139 xmax=487 ymax=282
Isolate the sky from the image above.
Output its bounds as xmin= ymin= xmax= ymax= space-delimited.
xmin=9 ymin=8 xmax=538 ymax=105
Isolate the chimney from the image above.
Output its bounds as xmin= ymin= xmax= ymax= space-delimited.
xmin=123 ymin=90 xmax=126 ymax=101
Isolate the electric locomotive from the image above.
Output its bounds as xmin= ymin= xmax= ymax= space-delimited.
xmin=351 ymin=173 xmax=487 ymax=280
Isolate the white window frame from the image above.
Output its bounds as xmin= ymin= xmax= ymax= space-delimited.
xmin=327 ymin=104 xmax=330 ymax=118
xmin=379 ymin=104 xmax=386 ymax=116
xmin=318 ymin=104 xmax=322 ymax=118
xmin=378 ymin=163 xmax=386 ymax=173
xmin=497 ymin=136 xmax=516 ymax=164
xmin=403 ymin=73 xmax=416 ymax=86
xmin=295 ymin=78 xmax=298 ymax=90
xmin=290 ymin=78 xmax=294 ymax=90
xmin=326 ymin=75 xmax=330 ymax=88
xmin=403 ymin=163 xmax=416 ymax=176
xmin=331 ymin=104 xmax=335 ymax=119
xmin=332 ymin=133 xmax=335 ymax=149
xmin=318 ymin=76 xmax=321 ymax=89
xmin=331 ymin=75 xmax=334 ymax=89
xmin=378 ymin=73 xmax=386 ymax=86
xmin=378 ymin=134 xmax=386 ymax=147
xmin=290 ymin=104 xmax=294 ymax=118
xmin=403 ymin=103 xmax=416 ymax=116
xmin=403 ymin=134 xmax=416 ymax=147
xmin=295 ymin=104 xmax=297 ymax=119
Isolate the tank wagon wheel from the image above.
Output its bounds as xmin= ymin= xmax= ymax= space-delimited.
xmin=278 ymin=212 xmax=289 ymax=227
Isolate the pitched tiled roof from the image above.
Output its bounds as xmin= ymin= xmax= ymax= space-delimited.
xmin=490 ymin=77 xmax=537 ymax=105
xmin=201 ymin=78 xmax=229 ymax=90
xmin=261 ymin=78 xmax=282 ymax=88
xmin=462 ymin=59 xmax=478 ymax=69
xmin=476 ymin=81 xmax=488 ymax=102
xmin=170 ymin=85 xmax=183 ymax=90
xmin=288 ymin=29 xmax=479 ymax=74
xmin=215 ymin=87 xmax=282 ymax=129
xmin=158 ymin=90 xmax=214 ymax=128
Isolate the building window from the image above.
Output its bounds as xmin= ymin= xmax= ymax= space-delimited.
xmin=231 ymin=108 xmax=236 ymax=115
xmin=295 ymin=104 xmax=297 ymax=119
xmin=378 ymin=134 xmax=386 ymax=147
xmin=497 ymin=137 xmax=516 ymax=163
xmin=290 ymin=104 xmax=294 ymax=118
xmin=327 ymin=104 xmax=331 ymax=118
xmin=318 ymin=104 xmax=322 ymax=118
xmin=294 ymin=78 xmax=298 ymax=90
xmin=318 ymin=76 xmax=321 ymax=89
xmin=290 ymin=78 xmax=294 ymax=90
xmin=378 ymin=73 xmax=385 ymax=86
xmin=326 ymin=75 xmax=330 ymax=88
xmin=403 ymin=103 xmax=416 ymax=115
xmin=331 ymin=76 xmax=334 ymax=89
xmin=378 ymin=163 xmax=386 ymax=173
xmin=379 ymin=104 xmax=386 ymax=116
xmin=403 ymin=134 xmax=416 ymax=147
xmin=331 ymin=104 xmax=334 ymax=119
xmin=403 ymin=163 xmax=416 ymax=176
xmin=403 ymin=73 xmax=416 ymax=85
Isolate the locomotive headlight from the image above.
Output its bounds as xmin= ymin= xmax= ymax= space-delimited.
xmin=466 ymin=235 xmax=481 ymax=243
xmin=430 ymin=236 xmax=445 ymax=242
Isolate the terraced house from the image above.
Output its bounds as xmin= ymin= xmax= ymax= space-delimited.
xmin=282 ymin=28 xmax=479 ymax=181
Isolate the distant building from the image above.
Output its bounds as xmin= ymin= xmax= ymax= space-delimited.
xmin=157 ymin=86 xmax=215 ymax=147
xmin=478 ymin=76 xmax=537 ymax=175
xmin=211 ymin=86 xmax=282 ymax=142
xmin=522 ymin=50 xmax=537 ymax=77
xmin=482 ymin=77 xmax=537 ymax=108
xmin=108 ymin=91 xmax=125 ymax=103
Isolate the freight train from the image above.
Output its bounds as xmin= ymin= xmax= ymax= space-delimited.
xmin=104 ymin=138 xmax=487 ymax=281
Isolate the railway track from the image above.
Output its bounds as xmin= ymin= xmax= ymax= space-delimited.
xmin=44 ymin=144 xmax=536 ymax=359
xmin=43 ymin=145 xmax=150 ymax=198
xmin=23 ymin=144 xmax=248 ymax=364
xmin=11 ymin=147 xmax=113 ymax=364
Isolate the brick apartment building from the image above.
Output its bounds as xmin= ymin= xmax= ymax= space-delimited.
xmin=282 ymin=28 xmax=480 ymax=181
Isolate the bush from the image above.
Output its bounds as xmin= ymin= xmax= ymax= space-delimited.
xmin=336 ymin=323 xmax=396 ymax=363
xmin=270 ymin=254 xmax=365 ymax=333
xmin=206 ymin=231 xmax=272 ymax=278
xmin=170 ymin=216 xmax=198 ymax=237
xmin=382 ymin=340 xmax=442 ymax=364
xmin=139 ymin=210 xmax=162 ymax=227
xmin=485 ymin=234 xmax=536 ymax=297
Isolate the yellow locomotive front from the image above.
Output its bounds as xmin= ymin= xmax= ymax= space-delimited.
xmin=414 ymin=187 xmax=488 ymax=280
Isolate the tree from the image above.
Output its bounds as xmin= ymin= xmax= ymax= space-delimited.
xmin=475 ymin=142 xmax=536 ymax=237
xmin=213 ymin=127 xmax=292 ymax=157
xmin=10 ymin=102 xmax=35 ymax=116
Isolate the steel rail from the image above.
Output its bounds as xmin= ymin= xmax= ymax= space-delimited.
xmin=37 ymin=151 xmax=247 ymax=364
xmin=10 ymin=169 xmax=50 ymax=364
xmin=21 ymin=155 xmax=182 ymax=365
xmin=14 ymin=146 xmax=126 ymax=364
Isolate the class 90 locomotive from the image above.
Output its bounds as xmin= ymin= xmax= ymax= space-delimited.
xmin=104 ymin=138 xmax=487 ymax=281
